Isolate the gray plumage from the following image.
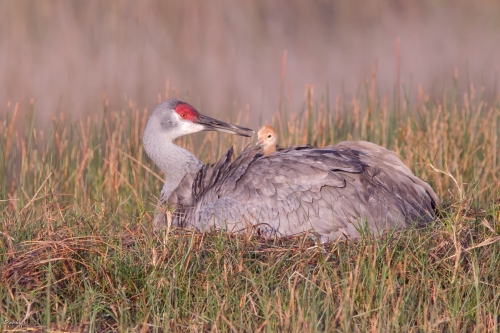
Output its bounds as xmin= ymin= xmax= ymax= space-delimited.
xmin=144 ymin=99 xmax=439 ymax=242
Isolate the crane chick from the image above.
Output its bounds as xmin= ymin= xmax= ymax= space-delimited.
xmin=257 ymin=125 xmax=278 ymax=156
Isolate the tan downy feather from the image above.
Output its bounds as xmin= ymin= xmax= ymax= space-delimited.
xmin=257 ymin=125 xmax=278 ymax=156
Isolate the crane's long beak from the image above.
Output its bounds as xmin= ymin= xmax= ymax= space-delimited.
xmin=197 ymin=114 xmax=254 ymax=137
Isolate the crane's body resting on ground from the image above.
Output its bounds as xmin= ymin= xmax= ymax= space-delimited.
xmin=143 ymin=99 xmax=439 ymax=241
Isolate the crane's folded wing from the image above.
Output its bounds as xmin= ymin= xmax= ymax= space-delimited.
xmin=185 ymin=142 xmax=438 ymax=240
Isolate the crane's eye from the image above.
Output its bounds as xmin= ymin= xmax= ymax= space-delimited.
xmin=180 ymin=113 xmax=187 ymax=118
xmin=268 ymin=134 xmax=272 ymax=138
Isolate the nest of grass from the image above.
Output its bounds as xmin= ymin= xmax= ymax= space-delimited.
xmin=2 ymin=208 xmax=496 ymax=293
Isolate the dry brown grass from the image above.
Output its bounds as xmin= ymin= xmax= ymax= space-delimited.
xmin=1 ymin=80 xmax=500 ymax=331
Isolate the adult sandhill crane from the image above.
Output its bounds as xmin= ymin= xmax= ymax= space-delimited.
xmin=143 ymin=99 xmax=439 ymax=241
xmin=257 ymin=125 xmax=278 ymax=156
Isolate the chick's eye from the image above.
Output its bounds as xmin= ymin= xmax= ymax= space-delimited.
xmin=268 ymin=135 xmax=272 ymax=138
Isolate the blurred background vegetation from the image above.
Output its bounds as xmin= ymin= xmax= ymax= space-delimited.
xmin=1 ymin=0 xmax=499 ymax=127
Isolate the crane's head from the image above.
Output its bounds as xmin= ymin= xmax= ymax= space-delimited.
xmin=146 ymin=99 xmax=254 ymax=140
xmin=257 ymin=125 xmax=278 ymax=156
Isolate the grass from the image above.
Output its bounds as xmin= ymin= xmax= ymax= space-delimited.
xmin=1 ymin=77 xmax=500 ymax=332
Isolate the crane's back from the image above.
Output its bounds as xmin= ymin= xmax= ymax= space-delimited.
xmin=161 ymin=141 xmax=438 ymax=241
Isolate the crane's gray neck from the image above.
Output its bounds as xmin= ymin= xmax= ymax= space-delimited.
xmin=143 ymin=128 xmax=202 ymax=199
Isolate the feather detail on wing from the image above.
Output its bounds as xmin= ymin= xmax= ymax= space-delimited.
xmin=168 ymin=141 xmax=439 ymax=241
